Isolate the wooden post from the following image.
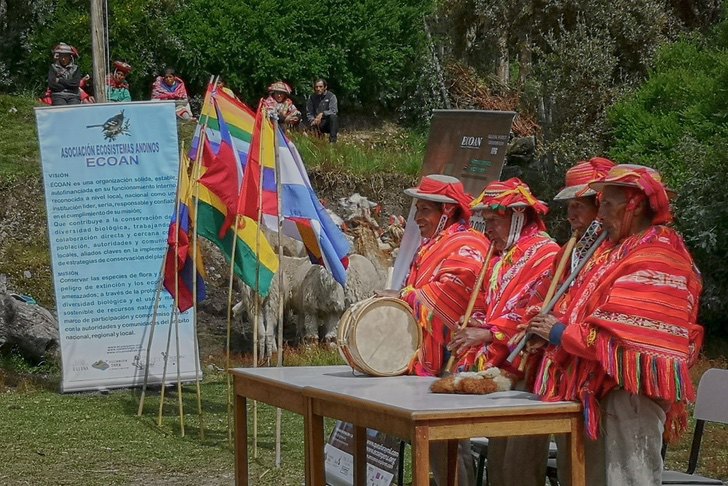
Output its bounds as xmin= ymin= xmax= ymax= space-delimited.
xmin=89 ymin=0 xmax=107 ymax=102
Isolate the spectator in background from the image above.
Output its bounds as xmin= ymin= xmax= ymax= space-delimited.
xmin=263 ymin=81 xmax=301 ymax=129
xmin=306 ymin=78 xmax=338 ymax=142
xmin=152 ymin=67 xmax=193 ymax=120
xmin=106 ymin=61 xmax=132 ymax=102
xmin=215 ymin=78 xmax=238 ymax=99
xmin=47 ymin=43 xmax=82 ymax=105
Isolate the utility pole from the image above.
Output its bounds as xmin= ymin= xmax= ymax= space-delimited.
xmin=90 ymin=0 xmax=107 ymax=102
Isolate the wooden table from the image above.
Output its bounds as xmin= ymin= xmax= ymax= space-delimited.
xmin=231 ymin=365 xmax=334 ymax=485
xmin=232 ymin=366 xmax=585 ymax=486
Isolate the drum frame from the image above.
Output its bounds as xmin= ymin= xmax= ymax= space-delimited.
xmin=337 ymin=297 xmax=421 ymax=377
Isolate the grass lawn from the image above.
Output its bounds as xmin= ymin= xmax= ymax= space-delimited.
xmin=1 ymin=348 xmax=727 ymax=485
xmin=0 ymin=347 xmax=346 ymax=486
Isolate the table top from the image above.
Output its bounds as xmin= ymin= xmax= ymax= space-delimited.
xmin=231 ymin=365 xmax=580 ymax=419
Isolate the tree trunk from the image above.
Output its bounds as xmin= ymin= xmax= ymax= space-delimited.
xmin=519 ymin=37 xmax=532 ymax=85
xmin=497 ymin=32 xmax=509 ymax=86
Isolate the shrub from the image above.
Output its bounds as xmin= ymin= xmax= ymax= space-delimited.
xmin=608 ymin=24 xmax=728 ymax=336
xmin=6 ymin=0 xmax=433 ymax=112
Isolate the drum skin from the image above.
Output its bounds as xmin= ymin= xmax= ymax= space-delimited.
xmin=337 ymin=297 xmax=421 ymax=377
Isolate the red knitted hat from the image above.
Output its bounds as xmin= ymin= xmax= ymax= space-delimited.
xmin=554 ymin=157 xmax=616 ymax=200
xmin=589 ymin=164 xmax=673 ymax=224
xmin=471 ymin=177 xmax=548 ymax=216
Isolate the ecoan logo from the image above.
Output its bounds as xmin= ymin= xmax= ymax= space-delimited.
xmin=460 ymin=136 xmax=483 ymax=149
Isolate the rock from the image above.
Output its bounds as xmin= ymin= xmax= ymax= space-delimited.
xmin=262 ymin=227 xmax=307 ymax=258
xmin=0 ymin=293 xmax=59 ymax=362
xmin=23 ymin=271 xmax=32 ymax=279
xmin=350 ymin=224 xmax=390 ymax=282
xmin=506 ymin=136 xmax=536 ymax=166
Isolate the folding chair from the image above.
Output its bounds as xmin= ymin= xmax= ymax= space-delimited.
xmin=662 ymin=368 xmax=728 ymax=485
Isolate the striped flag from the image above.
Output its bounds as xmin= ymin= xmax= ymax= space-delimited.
xmin=276 ymin=125 xmax=351 ymax=285
xmin=195 ymin=164 xmax=279 ymax=297
xmin=163 ymin=157 xmax=207 ymax=311
xmin=189 ymin=84 xmax=254 ymax=164
xmin=192 ymin=93 xmax=279 ymax=297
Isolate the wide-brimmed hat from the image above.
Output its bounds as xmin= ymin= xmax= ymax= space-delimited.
xmin=589 ymin=164 xmax=673 ymax=224
xmin=113 ymin=60 xmax=132 ymax=74
xmin=268 ymin=81 xmax=292 ymax=94
xmin=404 ymin=174 xmax=473 ymax=219
xmin=554 ymin=157 xmax=616 ymax=201
xmin=471 ymin=177 xmax=548 ymax=215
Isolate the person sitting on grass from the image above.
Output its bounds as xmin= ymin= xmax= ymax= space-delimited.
xmin=263 ymin=81 xmax=301 ymax=129
xmin=152 ymin=67 xmax=193 ymax=120
xmin=306 ymin=78 xmax=338 ymax=143
xmin=106 ymin=61 xmax=132 ymax=102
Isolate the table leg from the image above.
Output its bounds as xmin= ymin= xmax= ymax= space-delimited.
xmin=412 ymin=426 xmax=430 ymax=486
xmin=234 ymin=394 xmax=248 ymax=486
xmin=306 ymin=397 xmax=325 ymax=486
xmin=354 ymin=425 xmax=367 ymax=485
xmin=446 ymin=439 xmax=458 ymax=486
xmin=568 ymin=416 xmax=586 ymax=486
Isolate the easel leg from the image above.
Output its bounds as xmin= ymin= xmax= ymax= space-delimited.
xmin=354 ymin=425 xmax=368 ymax=485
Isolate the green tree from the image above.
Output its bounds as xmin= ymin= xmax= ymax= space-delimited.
xmin=0 ymin=0 xmax=54 ymax=91
xmin=168 ymin=0 xmax=431 ymax=108
xmin=5 ymin=0 xmax=433 ymax=111
xmin=608 ymin=21 xmax=728 ymax=335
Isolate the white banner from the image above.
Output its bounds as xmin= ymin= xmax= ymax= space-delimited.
xmin=325 ymin=421 xmax=401 ymax=486
xmin=35 ymin=101 xmax=200 ymax=392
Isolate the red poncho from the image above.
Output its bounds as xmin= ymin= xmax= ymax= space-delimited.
xmin=535 ymin=225 xmax=703 ymax=440
xmin=401 ymin=223 xmax=491 ymax=376
xmin=474 ymin=224 xmax=559 ymax=372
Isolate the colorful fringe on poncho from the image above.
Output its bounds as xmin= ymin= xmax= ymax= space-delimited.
xmin=535 ymin=225 xmax=703 ymax=441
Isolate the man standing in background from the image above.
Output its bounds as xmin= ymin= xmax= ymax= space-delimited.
xmin=306 ymin=78 xmax=338 ymax=142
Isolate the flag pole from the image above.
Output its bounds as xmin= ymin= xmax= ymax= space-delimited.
xmin=173 ymin=295 xmax=185 ymax=436
xmin=251 ymin=106 xmax=270 ymax=460
xmin=225 ymin=213 xmax=239 ymax=448
xmin=189 ymin=82 xmax=214 ymax=440
xmin=137 ymin=255 xmax=166 ymax=416
xmin=197 ymin=77 xmax=239 ymax=448
xmin=190 ymin=146 xmax=205 ymax=441
xmin=157 ymin=306 xmax=176 ymax=427
xmin=157 ymin=141 xmax=187 ymax=428
xmin=173 ymin=143 xmax=188 ymax=438
xmin=273 ymin=118 xmax=285 ymax=467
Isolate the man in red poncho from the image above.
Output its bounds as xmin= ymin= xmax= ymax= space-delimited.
xmin=394 ymin=174 xmax=491 ymax=378
xmin=519 ymin=157 xmax=617 ymax=334
xmin=446 ymin=177 xmax=559 ymax=486
xmin=449 ymin=178 xmax=559 ymax=375
xmin=527 ymin=164 xmax=703 ymax=486
xmin=379 ymin=174 xmax=489 ymax=486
